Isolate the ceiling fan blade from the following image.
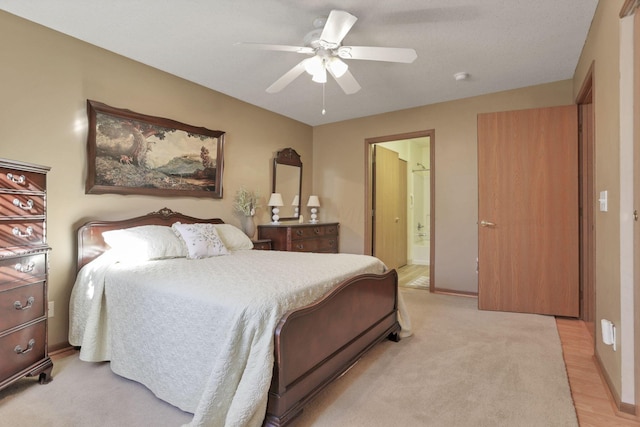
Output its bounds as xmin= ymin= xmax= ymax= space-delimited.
xmin=320 ymin=10 xmax=357 ymax=47
xmin=328 ymin=68 xmax=361 ymax=94
xmin=266 ymin=60 xmax=307 ymax=93
xmin=236 ymin=42 xmax=314 ymax=54
xmin=338 ymin=46 xmax=417 ymax=63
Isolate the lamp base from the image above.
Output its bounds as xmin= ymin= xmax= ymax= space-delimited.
xmin=309 ymin=208 xmax=318 ymax=224
xmin=271 ymin=207 xmax=280 ymax=224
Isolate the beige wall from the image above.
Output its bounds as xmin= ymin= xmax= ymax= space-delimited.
xmin=312 ymin=81 xmax=573 ymax=292
xmin=573 ymin=0 xmax=630 ymax=406
xmin=0 ymin=11 xmax=313 ymax=348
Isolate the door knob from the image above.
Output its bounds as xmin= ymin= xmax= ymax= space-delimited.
xmin=480 ymin=220 xmax=496 ymax=227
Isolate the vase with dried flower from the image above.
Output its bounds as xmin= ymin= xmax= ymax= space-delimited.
xmin=234 ymin=187 xmax=260 ymax=238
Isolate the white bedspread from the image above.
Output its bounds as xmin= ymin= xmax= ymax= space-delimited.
xmin=69 ymin=250 xmax=404 ymax=427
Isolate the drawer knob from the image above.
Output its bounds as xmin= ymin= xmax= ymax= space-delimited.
xmin=15 ymin=261 xmax=35 ymax=273
xmin=12 ymin=226 xmax=33 ymax=238
xmin=14 ymin=339 xmax=35 ymax=355
xmin=13 ymin=198 xmax=34 ymax=210
xmin=14 ymin=296 xmax=35 ymax=311
xmin=6 ymin=173 xmax=26 ymax=185
xmin=313 ymin=228 xmax=320 ymax=234
xmin=295 ymin=244 xmax=304 ymax=249
xmin=295 ymin=230 xmax=303 ymax=236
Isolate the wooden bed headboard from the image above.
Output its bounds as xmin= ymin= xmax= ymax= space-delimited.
xmin=76 ymin=207 xmax=224 ymax=272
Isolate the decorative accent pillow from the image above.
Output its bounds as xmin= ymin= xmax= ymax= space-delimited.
xmin=214 ymin=224 xmax=254 ymax=251
xmin=103 ymin=225 xmax=187 ymax=261
xmin=171 ymin=222 xmax=229 ymax=259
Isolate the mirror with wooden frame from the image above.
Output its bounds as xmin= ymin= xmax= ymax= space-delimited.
xmin=272 ymin=148 xmax=302 ymax=221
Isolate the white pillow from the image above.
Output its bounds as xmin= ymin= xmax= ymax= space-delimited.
xmin=171 ymin=222 xmax=229 ymax=259
xmin=103 ymin=225 xmax=187 ymax=261
xmin=214 ymin=224 xmax=254 ymax=251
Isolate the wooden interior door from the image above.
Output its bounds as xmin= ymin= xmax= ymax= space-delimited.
xmin=477 ymin=105 xmax=579 ymax=317
xmin=397 ymin=159 xmax=408 ymax=268
xmin=576 ymin=62 xmax=595 ymax=332
xmin=373 ymin=145 xmax=400 ymax=270
xmin=634 ymin=7 xmax=640 ymax=413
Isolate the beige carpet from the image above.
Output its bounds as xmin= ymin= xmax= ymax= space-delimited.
xmin=0 ymin=289 xmax=577 ymax=427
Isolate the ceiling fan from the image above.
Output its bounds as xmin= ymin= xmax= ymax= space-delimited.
xmin=238 ymin=10 xmax=417 ymax=95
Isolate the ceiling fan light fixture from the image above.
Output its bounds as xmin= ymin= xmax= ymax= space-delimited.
xmin=243 ymin=9 xmax=416 ymax=97
xmin=327 ymin=57 xmax=348 ymax=78
xmin=311 ymin=66 xmax=327 ymax=83
xmin=304 ymin=56 xmax=324 ymax=76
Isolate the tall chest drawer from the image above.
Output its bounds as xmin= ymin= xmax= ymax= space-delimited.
xmin=0 ymin=167 xmax=46 ymax=192
xmin=0 ymin=282 xmax=45 ymax=332
xmin=0 ymin=320 xmax=47 ymax=381
xmin=0 ymin=221 xmax=46 ymax=248
xmin=0 ymin=194 xmax=45 ymax=218
xmin=0 ymin=253 xmax=46 ymax=289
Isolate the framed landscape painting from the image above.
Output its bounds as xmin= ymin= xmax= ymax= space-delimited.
xmin=86 ymin=100 xmax=225 ymax=198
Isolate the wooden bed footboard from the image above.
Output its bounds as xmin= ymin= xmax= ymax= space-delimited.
xmin=75 ymin=209 xmax=399 ymax=427
xmin=265 ymin=269 xmax=400 ymax=426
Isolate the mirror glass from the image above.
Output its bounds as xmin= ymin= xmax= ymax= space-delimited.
xmin=272 ymin=148 xmax=302 ymax=221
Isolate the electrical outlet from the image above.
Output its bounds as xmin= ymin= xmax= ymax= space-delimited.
xmin=48 ymin=301 xmax=54 ymax=318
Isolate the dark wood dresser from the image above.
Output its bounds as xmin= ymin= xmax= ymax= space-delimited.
xmin=0 ymin=158 xmax=53 ymax=390
xmin=257 ymin=222 xmax=339 ymax=253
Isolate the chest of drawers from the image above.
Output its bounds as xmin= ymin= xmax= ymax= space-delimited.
xmin=0 ymin=158 xmax=53 ymax=390
xmin=257 ymin=223 xmax=339 ymax=253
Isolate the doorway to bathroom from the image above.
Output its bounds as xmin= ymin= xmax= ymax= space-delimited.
xmin=365 ymin=129 xmax=435 ymax=291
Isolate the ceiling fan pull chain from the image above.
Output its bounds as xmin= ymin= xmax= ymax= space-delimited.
xmin=322 ymin=82 xmax=326 ymax=115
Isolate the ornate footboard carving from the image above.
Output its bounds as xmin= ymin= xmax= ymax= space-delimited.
xmin=265 ymin=269 xmax=400 ymax=426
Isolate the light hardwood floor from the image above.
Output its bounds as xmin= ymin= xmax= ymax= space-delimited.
xmin=397 ymin=263 xmax=429 ymax=288
xmin=557 ymin=318 xmax=640 ymax=427
xmin=398 ymin=265 xmax=640 ymax=427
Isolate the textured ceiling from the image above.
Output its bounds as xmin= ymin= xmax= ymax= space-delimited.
xmin=0 ymin=1 xmax=598 ymax=126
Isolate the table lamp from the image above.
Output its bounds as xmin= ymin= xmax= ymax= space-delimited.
xmin=268 ymin=193 xmax=283 ymax=224
xmin=307 ymin=195 xmax=320 ymax=224
xmin=291 ymin=195 xmax=299 ymax=218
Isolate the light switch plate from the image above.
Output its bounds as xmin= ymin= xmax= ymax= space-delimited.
xmin=599 ymin=190 xmax=608 ymax=212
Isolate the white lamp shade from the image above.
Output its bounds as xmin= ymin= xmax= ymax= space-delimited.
xmin=291 ymin=195 xmax=299 ymax=206
xmin=307 ymin=195 xmax=320 ymax=207
xmin=311 ymin=66 xmax=327 ymax=83
xmin=303 ymin=56 xmax=324 ymax=76
xmin=268 ymin=193 xmax=284 ymax=207
xmin=328 ymin=57 xmax=348 ymax=78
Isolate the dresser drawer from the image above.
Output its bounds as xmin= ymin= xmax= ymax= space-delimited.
xmin=0 ymin=220 xmax=45 ymax=248
xmin=291 ymin=236 xmax=338 ymax=253
xmin=290 ymin=224 xmax=338 ymax=240
xmin=0 ymin=193 xmax=45 ymax=218
xmin=0 ymin=167 xmax=46 ymax=192
xmin=0 ymin=320 xmax=47 ymax=381
xmin=252 ymin=239 xmax=272 ymax=250
xmin=0 ymin=282 xmax=45 ymax=332
xmin=258 ymin=223 xmax=339 ymax=253
xmin=0 ymin=254 xmax=47 ymax=289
